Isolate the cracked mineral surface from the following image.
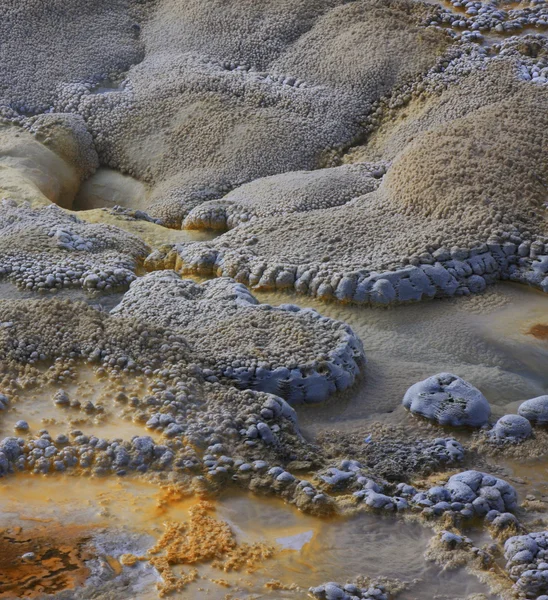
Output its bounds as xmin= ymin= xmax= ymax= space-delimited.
xmin=0 ymin=0 xmax=548 ymax=598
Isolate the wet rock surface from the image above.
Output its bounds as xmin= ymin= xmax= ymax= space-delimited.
xmin=518 ymin=395 xmax=548 ymax=425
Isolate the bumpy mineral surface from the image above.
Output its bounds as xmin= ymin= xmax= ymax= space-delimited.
xmin=1 ymin=0 xmax=548 ymax=598
xmin=111 ymin=271 xmax=365 ymax=403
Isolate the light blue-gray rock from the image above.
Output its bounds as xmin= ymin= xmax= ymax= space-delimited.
xmin=53 ymin=390 xmax=70 ymax=406
xmin=505 ymin=531 xmax=548 ymax=596
xmin=132 ymin=436 xmax=155 ymax=455
xmin=309 ymin=582 xmax=388 ymax=600
xmin=256 ymin=422 xmax=276 ymax=445
xmin=518 ymin=395 xmax=548 ymax=425
xmin=402 ymin=373 xmax=491 ymax=427
xmin=416 ymin=471 xmax=518 ymax=518
xmin=490 ymin=414 xmax=532 ymax=442
xmin=0 ymin=437 xmax=22 ymax=461
xmin=320 ymin=467 xmax=355 ymax=489
xmin=446 ymin=470 xmax=517 ymax=514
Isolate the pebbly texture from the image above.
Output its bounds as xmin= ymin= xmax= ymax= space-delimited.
xmin=56 ymin=0 xmax=447 ymax=226
xmin=505 ymin=531 xmax=548 ymax=597
xmin=318 ymin=426 xmax=464 ymax=482
xmin=2 ymin=0 xmax=449 ymax=226
xmin=0 ymin=296 xmax=327 ymax=511
xmin=489 ymin=414 xmax=533 ymax=443
xmin=309 ymin=582 xmax=389 ymax=600
xmin=0 ymin=201 xmax=148 ymax=293
xmin=518 ymin=395 xmax=548 ymax=425
xmin=0 ymin=298 xmax=190 ymax=371
xmin=402 ymin=373 xmax=491 ymax=427
xmin=0 ymin=380 xmax=307 ymax=484
xmin=425 ymin=0 xmax=548 ymax=37
xmin=183 ymin=163 xmax=384 ymax=232
xmin=0 ymin=0 xmax=447 ymax=226
xmin=111 ymin=271 xmax=365 ymax=404
xmin=173 ymin=38 xmax=548 ymax=304
xmin=314 ymin=460 xmax=519 ymax=521
xmin=0 ymin=0 xmax=145 ymax=114
xmin=408 ymin=470 xmax=518 ymax=519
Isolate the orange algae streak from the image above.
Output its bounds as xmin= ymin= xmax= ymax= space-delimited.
xmin=147 ymin=501 xmax=275 ymax=596
xmin=0 ymin=523 xmax=93 ymax=599
xmin=528 ymin=323 xmax=548 ymax=340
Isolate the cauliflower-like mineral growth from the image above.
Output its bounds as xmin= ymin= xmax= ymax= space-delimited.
xmin=489 ymin=414 xmax=533 ymax=443
xmin=112 ymin=271 xmax=365 ymax=403
xmin=402 ymin=373 xmax=491 ymax=427
xmin=0 ymin=202 xmax=148 ymax=293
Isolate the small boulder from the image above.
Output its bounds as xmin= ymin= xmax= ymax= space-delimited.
xmin=518 ymin=395 xmax=548 ymax=425
xmin=403 ymin=373 xmax=490 ymax=427
xmin=490 ymin=414 xmax=532 ymax=442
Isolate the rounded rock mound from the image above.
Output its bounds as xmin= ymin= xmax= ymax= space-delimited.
xmin=490 ymin=414 xmax=532 ymax=442
xmin=183 ymin=163 xmax=384 ymax=232
xmin=518 ymin=395 xmax=548 ymax=425
xmin=111 ymin=271 xmax=366 ymax=404
xmin=402 ymin=373 xmax=491 ymax=427
xmin=505 ymin=531 xmax=548 ymax=597
xmin=445 ymin=470 xmax=518 ymax=515
xmin=309 ymin=582 xmax=388 ymax=600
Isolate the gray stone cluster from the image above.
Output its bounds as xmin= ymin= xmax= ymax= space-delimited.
xmin=0 ymin=202 xmax=148 ymax=293
xmin=0 ymin=375 xmax=320 ymax=510
xmin=315 ymin=460 xmax=517 ymax=521
xmin=426 ymin=0 xmax=548 ymax=35
xmin=175 ymin=234 xmax=548 ymax=303
xmin=309 ymin=582 xmax=388 ymax=600
xmin=505 ymin=531 xmax=548 ymax=597
xmin=320 ymin=436 xmax=464 ymax=488
xmin=0 ymin=433 xmax=188 ymax=477
xmin=409 ymin=470 xmax=518 ymax=518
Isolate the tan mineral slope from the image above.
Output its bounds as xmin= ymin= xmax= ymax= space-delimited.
xmin=175 ymin=52 xmax=548 ymax=304
xmin=1 ymin=0 xmax=449 ymax=222
xmin=1 ymin=0 xmax=547 ymax=306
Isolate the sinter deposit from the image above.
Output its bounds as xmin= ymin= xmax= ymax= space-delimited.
xmin=0 ymin=0 xmax=547 ymax=598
